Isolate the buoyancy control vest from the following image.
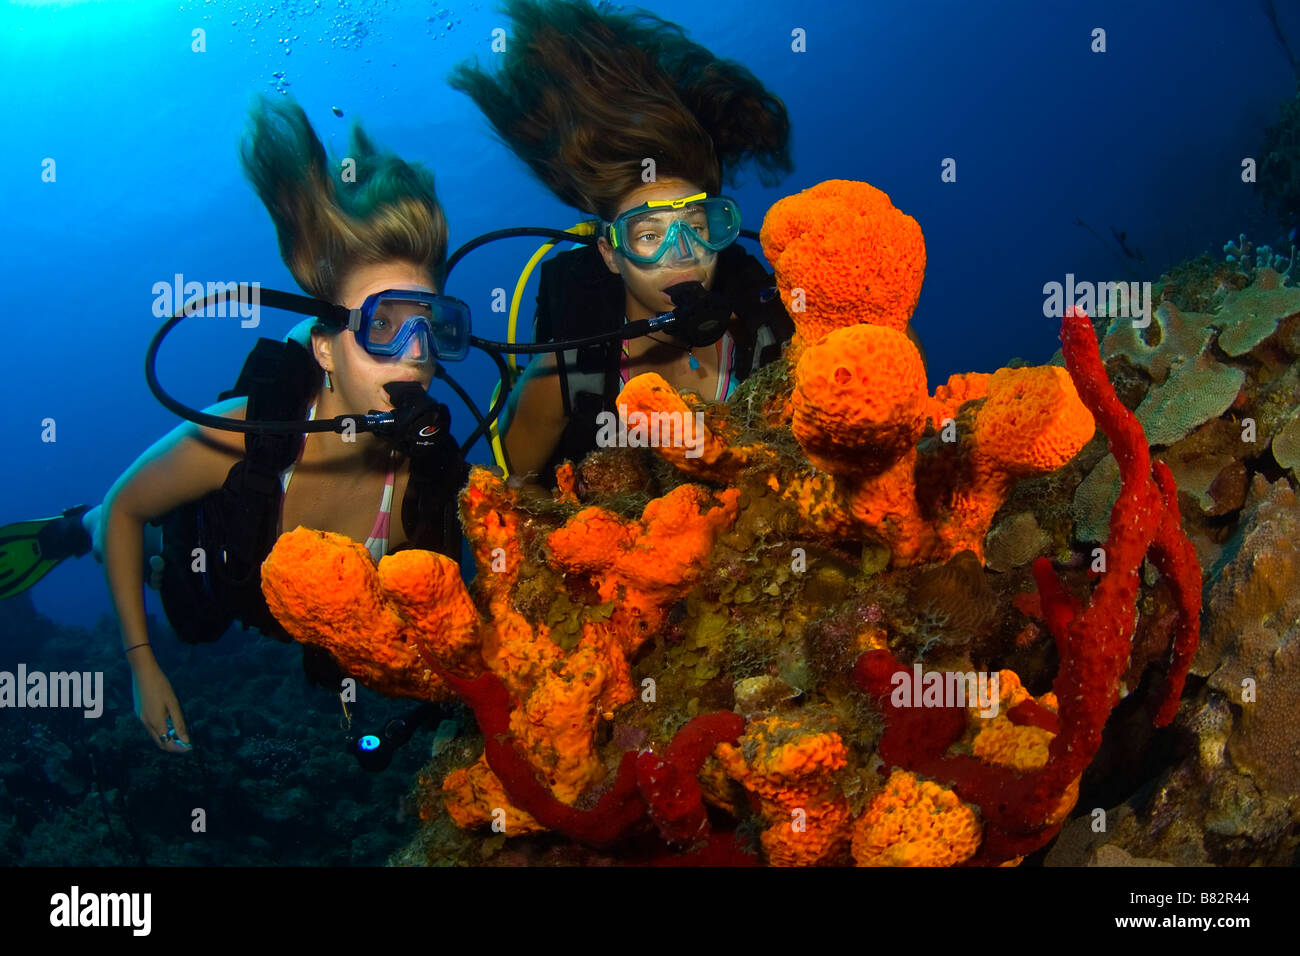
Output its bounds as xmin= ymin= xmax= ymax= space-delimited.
xmin=532 ymin=243 xmax=794 ymax=483
xmin=156 ymin=338 xmax=467 ymax=677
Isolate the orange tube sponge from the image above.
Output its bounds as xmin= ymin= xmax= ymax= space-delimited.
xmin=791 ymin=324 xmax=929 ymax=475
xmin=377 ymin=548 xmax=483 ymax=678
xmin=784 ymin=361 xmax=1094 ymax=565
xmin=968 ymin=681 xmax=1079 ymax=829
xmin=628 ymin=485 xmax=740 ymax=605
xmin=974 ymin=366 xmax=1096 ymax=476
xmin=780 ymin=355 xmax=1094 ymax=566
xmin=972 ymin=716 xmax=1053 ymax=771
xmin=716 ymin=716 xmax=851 ymax=866
xmin=263 ymin=468 xmax=740 ymax=843
xmin=760 ymin=179 xmax=925 ymax=344
xmin=921 ymin=366 xmax=1094 ymax=561
xmin=969 ymin=717 xmax=1080 ymax=831
xmin=262 ymin=527 xmax=463 ymax=700
xmin=574 ymin=620 xmax=636 ymax=714
xmin=851 ymin=770 xmax=982 ymax=867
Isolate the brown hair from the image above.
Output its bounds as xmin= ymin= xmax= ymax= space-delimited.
xmin=239 ymin=96 xmax=449 ymax=301
xmin=449 ymin=0 xmax=792 ymax=220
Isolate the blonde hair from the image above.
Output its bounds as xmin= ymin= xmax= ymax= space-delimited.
xmin=239 ymin=96 xmax=449 ymax=301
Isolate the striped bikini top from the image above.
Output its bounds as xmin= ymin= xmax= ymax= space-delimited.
xmin=280 ymin=403 xmax=398 ymax=562
xmin=620 ymin=330 xmax=739 ymax=401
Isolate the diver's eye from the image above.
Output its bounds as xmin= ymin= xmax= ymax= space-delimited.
xmin=372 ymin=318 xmax=390 ymax=332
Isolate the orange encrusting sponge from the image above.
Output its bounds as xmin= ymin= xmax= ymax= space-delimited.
xmin=716 ymin=716 xmax=852 ymax=866
xmin=851 ymin=770 xmax=982 ymax=867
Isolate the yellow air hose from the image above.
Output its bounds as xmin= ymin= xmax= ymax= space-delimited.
xmin=489 ymin=221 xmax=600 ymax=476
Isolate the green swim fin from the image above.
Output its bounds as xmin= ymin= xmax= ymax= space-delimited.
xmin=0 ymin=505 xmax=93 ymax=600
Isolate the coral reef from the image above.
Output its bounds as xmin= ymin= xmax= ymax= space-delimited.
xmin=252 ymin=178 xmax=1300 ymax=869
xmin=0 ymin=592 xmax=429 ymax=866
xmin=852 ymin=308 xmax=1200 ymax=865
xmin=1037 ymin=254 xmax=1300 ymax=868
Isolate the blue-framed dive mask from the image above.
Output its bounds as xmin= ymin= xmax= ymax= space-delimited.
xmin=605 ymin=193 xmax=741 ymax=267
xmin=345 ymin=289 xmax=472 ymax=361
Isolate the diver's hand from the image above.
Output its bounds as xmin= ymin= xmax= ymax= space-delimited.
xmin=130 ymin=663 xmax=192 ymax=753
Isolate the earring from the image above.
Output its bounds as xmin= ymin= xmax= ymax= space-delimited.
xmin=324 ymin=370 xmax=335 ymax=393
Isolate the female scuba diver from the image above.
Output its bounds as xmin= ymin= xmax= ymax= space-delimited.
xmin=449 ymin=0 xmax=796 ymax=484
xmin=0 ymin=98 xmax=467 ymax=752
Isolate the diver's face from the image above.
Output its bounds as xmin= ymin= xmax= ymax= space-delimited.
xmin=316 ymin=261 xmax=437 ymax=413
xmin=598 ymin=177 xmax=719 ymax=317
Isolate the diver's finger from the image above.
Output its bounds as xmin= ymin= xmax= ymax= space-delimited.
xmin=154 ymin=719 xmax=189 ymax=753
xmin=141 ymin=714 xmax=170 ymax=751
xmin=168 ymin=706 xmax=192 ymax=750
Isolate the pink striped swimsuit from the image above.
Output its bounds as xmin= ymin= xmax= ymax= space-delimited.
xmin=280 ymin=403 xmax=398 ymax=562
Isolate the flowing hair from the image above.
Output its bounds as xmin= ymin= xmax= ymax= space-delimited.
xmin=449 ymin=0 xmax=792 ymax=219
xmin=238 ymin=96 xmax=449 ymax=301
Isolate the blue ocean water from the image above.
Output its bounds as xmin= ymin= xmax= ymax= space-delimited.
xmin=1 ymin=0 xmax=1294 ymax=630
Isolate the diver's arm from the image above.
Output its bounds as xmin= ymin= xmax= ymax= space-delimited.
xmin=500 ymin=352 xmax=570 ymax=481
xmin=103 ymin=397 xmax=249 ymax=660
xmin=100 ymin=398 xmax=249 ymax=749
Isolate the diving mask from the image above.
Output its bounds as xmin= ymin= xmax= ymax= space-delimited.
xmin=335 ymin=289 xmax=472 ymax=361
xmin=605 ymin=194 xmax=741 ymax=267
